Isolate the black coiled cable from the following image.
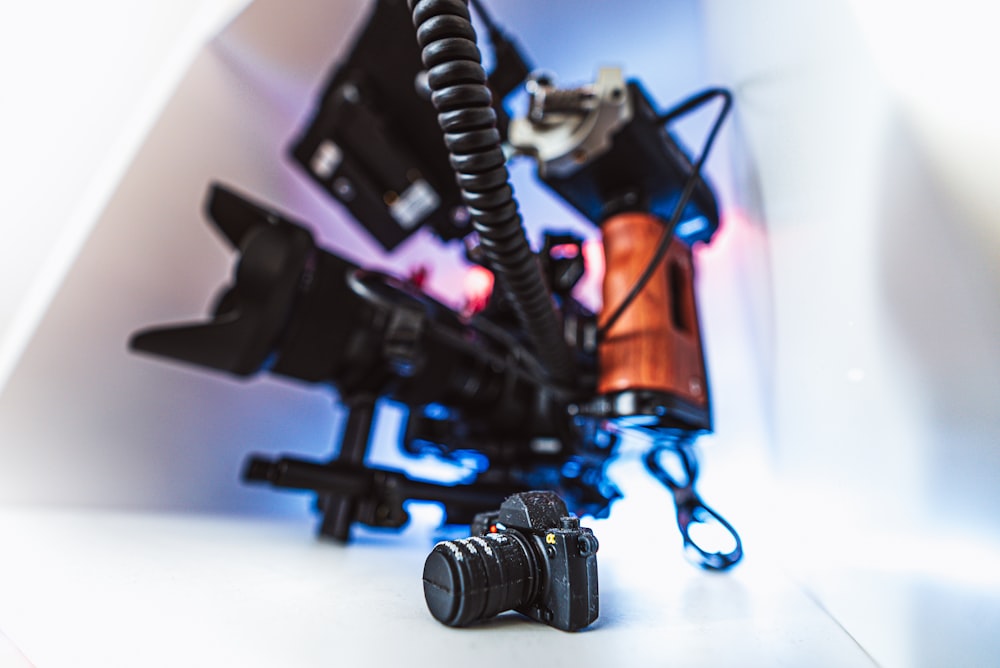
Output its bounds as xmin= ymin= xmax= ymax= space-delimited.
xmin=409 ymin=0 xmax=575 ymax=387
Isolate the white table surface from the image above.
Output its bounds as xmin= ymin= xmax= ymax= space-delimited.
xmin=0 ymin=507 xmax=875 ymax=668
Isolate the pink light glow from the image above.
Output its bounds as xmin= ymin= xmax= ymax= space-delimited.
xmin=464 ymin=265 xmax=495 ymax=315
xmin=582 ymin=238 xmax=605 ymax=283
xmin=573 ymin=238 xmax=606 ymax=311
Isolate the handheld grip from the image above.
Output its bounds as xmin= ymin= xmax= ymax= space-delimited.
xmin=597 ymin=211 xmax=708 ymax=408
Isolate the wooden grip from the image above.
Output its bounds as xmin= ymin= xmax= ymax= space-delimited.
xmin=597 ymin=212 xmax=708 ymax=408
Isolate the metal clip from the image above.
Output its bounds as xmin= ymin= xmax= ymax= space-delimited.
xmin=644 ymin=440 xmax=743 ymax=571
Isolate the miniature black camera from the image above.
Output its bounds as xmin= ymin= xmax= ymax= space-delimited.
xmin=421 ymin=491 xmax=599 ymax=632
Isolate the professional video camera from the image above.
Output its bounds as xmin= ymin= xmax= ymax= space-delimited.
xmin=131 ymin=0 xmax=742 ymax=570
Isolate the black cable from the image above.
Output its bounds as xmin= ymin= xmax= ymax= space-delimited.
xmin=656 ymin=86 xmax=732 ymax=126
xmin=409 ymin=0 xmax=575 ymax=385
xmin=597 ymin=87 xmax=732 ymax=340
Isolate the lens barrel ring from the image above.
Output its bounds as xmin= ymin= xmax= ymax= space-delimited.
xmin=422 ymin=530 xmax=542 ymax=627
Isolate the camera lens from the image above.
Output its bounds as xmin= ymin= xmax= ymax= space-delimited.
xmin=422 ymin=531 xmax=540 ymax=627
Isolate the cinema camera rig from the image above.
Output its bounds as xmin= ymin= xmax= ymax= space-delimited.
xmin=131 ymin=0 xmax=742 ymax=570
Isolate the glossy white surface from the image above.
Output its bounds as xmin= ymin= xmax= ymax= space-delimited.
xmin=0 ymin=508 xmax=875 ymax=668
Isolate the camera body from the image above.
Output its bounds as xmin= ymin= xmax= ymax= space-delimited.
xmin=422 ymin=491 xmax=599 ymax=632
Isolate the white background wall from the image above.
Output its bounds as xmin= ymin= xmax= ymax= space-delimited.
xmin=0 ymin=0 xmax=250 ymax=389
xmin=704 ymin=0 xmax=1000 ymax=541
xmin=700 ymin=2 xmax=1000 ymax=665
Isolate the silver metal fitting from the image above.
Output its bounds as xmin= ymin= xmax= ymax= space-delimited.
xmin=509 ymin=67 xmax=632 ymax=179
